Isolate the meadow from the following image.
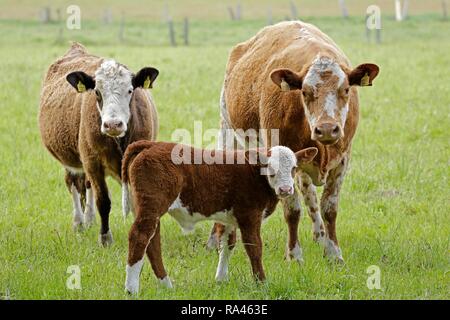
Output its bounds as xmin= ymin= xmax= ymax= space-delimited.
xmin=0 ymin=2 xmax=449 ymax=299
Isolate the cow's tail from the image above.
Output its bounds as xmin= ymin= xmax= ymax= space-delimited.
xmin=121 ymin=140 xmax=155 ymax=218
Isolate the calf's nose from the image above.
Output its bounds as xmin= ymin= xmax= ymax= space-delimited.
xmin=312 ymin=122 xmax=342 ymax=145
xmin=278 ymin=186 xmax=293 ymax=196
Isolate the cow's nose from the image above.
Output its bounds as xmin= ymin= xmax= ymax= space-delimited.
xmin=278 ymin=186 xmax=293 ymax=196
xmin=312 ymin=123 xmax=342 ymax=145
xmin=103 ymin=120 xmax=124 ymax=136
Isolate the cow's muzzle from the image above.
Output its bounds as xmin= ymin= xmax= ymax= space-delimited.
xmin=312 ymin=122 xmax=342 ymax=145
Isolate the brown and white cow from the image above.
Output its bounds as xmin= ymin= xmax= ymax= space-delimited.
xmin=208 ymin=21 xmax=380 ymax=262
xmin=121 ymin=140 xmax=317 ymax=293
xmin=39 ymin=42 xmax=159 ymax=246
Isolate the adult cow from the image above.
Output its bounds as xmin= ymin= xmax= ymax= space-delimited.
xmin=208 ymin=21 xmax=379 ymax=263
xmin=39 ymin=42 xmax=159 ymax=246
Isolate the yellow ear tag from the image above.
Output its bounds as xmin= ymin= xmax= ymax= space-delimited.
xmin=360 ymin=73 xmax=370 ymax=86
xmin=77 ymin=81 xmax=86 ymax=93
xmin=143 ymin=76 xmax=151 ymax=89
xmin=280 ymin=79 xmax=290 ymax=92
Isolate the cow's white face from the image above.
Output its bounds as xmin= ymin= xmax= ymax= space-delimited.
xmin=301 ymin=56 xmax=349 ymax=144
xmin=262 ymin=146 xmax=318 ymax=198
xmin=66 ymin=61 xmax=159 ymax=138
xmin=94 ymin=61 xmax=133 ymax=137
xmin=270 ymin=56 xmax=380 ymax=145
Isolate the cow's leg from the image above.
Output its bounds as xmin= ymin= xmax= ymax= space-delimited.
xmin=281 ymin=189 xmax=304 ymax=263
xmin=84 ymin=180 xmax=96 ymax=227
xmin=299 ymin=172 xmax=326 ymax=245
xmin=239 ymin=217 xmax=265 ymax=281
xmin=145 ymin=221 xmax=172 ymax=288
xmin=125 ymin=215 xmax=160 ymax=294
xmin=65 ymin=171 xmax=85 ymax=231
xmin=85 ymin=163 xmax=113 ymax=246
xmin=321 ymin=157 xmax=348 ymax=263
xmin=215 ymin=224 xmax=237 ymax=281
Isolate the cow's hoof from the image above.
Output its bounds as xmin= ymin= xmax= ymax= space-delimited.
xmin=84 ymin=208 xmax=96 ymax=228
xmin=286 ymin=243 xmax=304 ymax=264
xmin=205 ymin=234 xmax=219 ymax=251
xmin=323 ymin=240 xmax=344 ymax=264
xmin=159 ymin=276 xmax=174 ymax=289
xmin=72 ymin=221 xmax=84 ymax=232
xmin=313 ymin=231 xmax=327 ymax=245
xmin=99 ymin=230 xmax=113 ymax=247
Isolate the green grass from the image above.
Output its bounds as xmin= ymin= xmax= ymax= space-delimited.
xmin=0 ymin=13 xmax=449 ymax=299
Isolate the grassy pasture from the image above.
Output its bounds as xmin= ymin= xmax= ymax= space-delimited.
xmin=0 ymin=2 xmax=449 ymax=299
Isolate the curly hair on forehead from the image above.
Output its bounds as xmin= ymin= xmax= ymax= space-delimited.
xmin=94 ymin=60 xmax=133 ymax=90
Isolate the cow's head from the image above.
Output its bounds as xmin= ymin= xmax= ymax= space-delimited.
xmin=270 ymin=55 xmax=379 ymax=145
xmin=66 ymin=60 xmax=159 ymax=138
xmin=250 ymin=146 xmax=318 ymax=198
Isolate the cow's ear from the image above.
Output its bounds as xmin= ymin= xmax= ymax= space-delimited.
xmin=270 ymin=68 xmax=303 ymax=91
xmin=132 ymin=67 xmax=159 ymax=89
xmin=348 ymin=63 xmax=379 ymax=87
xmin=295 ymin=147 xmax=318 ymax=164
xmin=66 ymin=71 xmax=95 ymax=93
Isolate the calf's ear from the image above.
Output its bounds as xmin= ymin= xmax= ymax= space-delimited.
xmin=66 ymin=71 xmax=95 ymax=93
xmin=132 ymin=67 xmax=159 ymax=89
xmin=348 ymin=63 xmax=379 ymax=87
xmin=295 ymin=147 xmax=318 ymax=164
xmin=270 ymin=68 xmax=303 ymax=92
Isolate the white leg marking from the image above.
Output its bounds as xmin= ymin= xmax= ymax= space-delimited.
xmin=125 ymin=258 xmax=144 ymax=294
xmin=70 ymin=184 xmax=84 ymax=230
xmin=159 ymin=276 xmax=173 ymax=289
xmin=99 ymin=229 xmax=113 ymax=247
xmin=206 ymin=232 xmax=219 ymax=250
xmin=215 ymin=226 xmax=233 ymax=281
xmin=84 ymin=187 xmax=96 ymax=227
xmin=122 ymin=182 xmax=130 ymax=219
xmin=287 ymin=242 xmax=304 ymax=263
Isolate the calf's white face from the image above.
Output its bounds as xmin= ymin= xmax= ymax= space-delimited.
xmin=66 ymin=60 xmax=159 ymax=138
xmin=262 ymin=146 xmax=318 ymax=198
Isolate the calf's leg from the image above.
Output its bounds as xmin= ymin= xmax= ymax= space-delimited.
xmin=215 ymin=224 xmax=237 ymax=281
xmin=281 ymin=189 xmax=304 ymax=263
xmin=239 ymin=218 xmax=265 ymax=281
xmin=145 ymin=221 xmax=172 ymax=288
xmin=126 ymin=215 xmax=160 ymax=294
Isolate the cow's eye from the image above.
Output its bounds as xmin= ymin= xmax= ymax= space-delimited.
xmin=95 ymin=90 xmax=102 ymax=101
xmin=128 ymin=89 xmax=133 ymax=94
xmin=344 ymin=88 xmax=350 ymax=95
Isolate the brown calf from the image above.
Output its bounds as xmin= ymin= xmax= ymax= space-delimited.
xmin=209 ymin=21 xmax=380 ymax=263
xmin=39 ymin=43 xmax=159 ymax=246
xmin=122 ymin=140 xmax=317 ymax=293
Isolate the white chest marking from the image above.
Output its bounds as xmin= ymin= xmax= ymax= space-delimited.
xmin=168 ymin=195 xmax=237 ymax=234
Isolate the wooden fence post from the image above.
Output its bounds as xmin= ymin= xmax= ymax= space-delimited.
xmin=39 ymin=6 xmax=52 ymax=23
xmin=267 ymin=6 xmax=273 ymax=25
xmin=290 ymin=1 xmax=298 ymax=20
xmin=395 ymin=0 xmax=403 ymax=21
xmin=236 ymin=3 xmax=242 ymax=20
xmin=168 ymin=18 xmax=176 ymax=47
xmin=119 ymin=13 xmax=125 ymax=42
xmin=338 ymin=0 xmax=349 ymax=19
xmin=183 ymin=17 xmax=189 ymax=46
xmin=227 ymin=6 xmax=236 ymax=20
xmin=402 ymin=0 xmax=409 ymax=20
xmin=103 ymin=8 xmax=113 ymax=24
xmin=443 ymin=0 xmax=448 ymax=20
